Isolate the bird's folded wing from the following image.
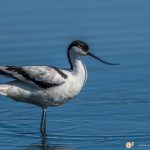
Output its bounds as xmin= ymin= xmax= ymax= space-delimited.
xmin=0 ymin=66 xmax=67 ymax=88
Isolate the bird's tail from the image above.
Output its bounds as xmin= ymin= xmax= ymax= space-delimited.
xmin=0 ymin=84 xmax=9 ymax=96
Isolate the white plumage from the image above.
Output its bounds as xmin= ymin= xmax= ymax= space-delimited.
xmin=0 ymin=63 xmax=86 ymax=107
xmin=0 ymin=40 xmax=119 ymax=136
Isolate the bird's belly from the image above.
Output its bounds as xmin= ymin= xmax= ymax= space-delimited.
xmin=3 ymin=78 xmax=84 ymax=107
xmin=43 ymin=79 xmax=83 ymax=106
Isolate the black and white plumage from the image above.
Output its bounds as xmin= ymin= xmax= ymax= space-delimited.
xmin=0 ymin=66 xmax=67 ymax=89
xmin=0 ymin=40 xmax=119 ymax=136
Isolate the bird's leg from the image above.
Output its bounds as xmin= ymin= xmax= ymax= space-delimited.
xmin=42 ymin=134 xmax=48 ymax=148
xmin=40 ymin=108 xmax=47 ymax=137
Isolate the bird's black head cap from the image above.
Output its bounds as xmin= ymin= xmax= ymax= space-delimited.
xmin=67 ymin=40 xmax=89 ymax=69
xmin=68 ymin=40 xmax=89 ymax=53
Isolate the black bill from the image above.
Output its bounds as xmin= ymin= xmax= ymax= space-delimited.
xmin=88 ymin=52 xmax=120 ymax=65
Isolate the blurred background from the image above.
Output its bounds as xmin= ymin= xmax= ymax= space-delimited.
xmin=0 ymin=0 xmax=150 ymax=149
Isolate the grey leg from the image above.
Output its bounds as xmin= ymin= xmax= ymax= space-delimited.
xmin=40 ymin=108 xmax=47 ymax=137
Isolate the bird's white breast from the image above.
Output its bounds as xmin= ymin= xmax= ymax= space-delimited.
xmin=43 ymin=61 xmax=87 ymax=105
xmin=43 ymin=72 xmax=84 ymax=105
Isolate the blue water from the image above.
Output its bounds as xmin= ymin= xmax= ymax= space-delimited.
xmin=0 ymin=0 xmax=150 ymax=149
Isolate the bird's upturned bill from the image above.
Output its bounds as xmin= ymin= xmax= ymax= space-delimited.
xmin=88 ymin=52 xmax=120 ymax=65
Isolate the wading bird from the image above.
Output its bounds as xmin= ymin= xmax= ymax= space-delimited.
xmin=0 ymin=40 xmax=119 ymax=137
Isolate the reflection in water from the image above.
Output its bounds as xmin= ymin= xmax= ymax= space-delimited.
xmin=0 ymin=0 xmax=150 ymax=149
xmin=25 ymin=136 xmax=72 ymax=150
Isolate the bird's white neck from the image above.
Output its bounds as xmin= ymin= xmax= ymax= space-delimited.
xmin=68 ymin=51 xmax=87 ymax=86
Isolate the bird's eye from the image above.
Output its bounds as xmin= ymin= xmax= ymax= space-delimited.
xmin=78 ymin=45 xmax=82 ymax=49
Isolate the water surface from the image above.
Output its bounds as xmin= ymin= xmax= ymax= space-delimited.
xmin=0 ymin=0 xmax=150 ymax=149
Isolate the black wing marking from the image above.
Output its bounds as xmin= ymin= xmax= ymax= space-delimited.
xmin=0 ymin=66 xmax=65 ymax=89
